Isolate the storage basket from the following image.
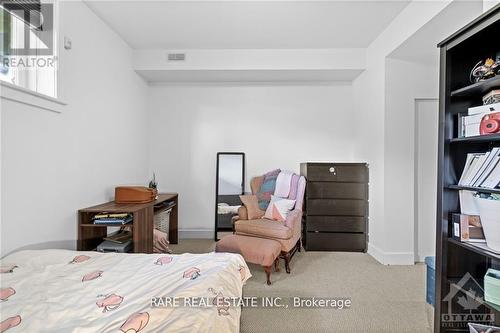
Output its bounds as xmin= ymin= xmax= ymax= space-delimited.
xmin=485 ymin=268 xmax=500 ymax=307
xmin=476 ymin=197 xmax=500 ymax=252
xmin=425 ymin=256 xmax=435 ymax=306
xmin=154 ymin=207 xmax=171 ymax=233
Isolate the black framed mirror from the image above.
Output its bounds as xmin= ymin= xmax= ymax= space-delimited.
xmin=215 ymin=152 xmax=245 ymax=241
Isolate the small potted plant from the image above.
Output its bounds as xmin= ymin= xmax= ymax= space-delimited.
xmin=149 ymin=173 xmax=158 ymax=199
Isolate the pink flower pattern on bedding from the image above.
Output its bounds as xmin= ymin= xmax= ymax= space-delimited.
xmin=96 ymin=294 xmax=124 ymax=313
xmin=154 ymin=256 xmax=173 ymax=265
xmin=0 ymin=251 xmax=250 ymax=332
xmin=0 ymin=287 xmax=16 ymax=301
xmin=0 ymin=315 xmax=21 ymax=332
xmin=0 ymin=265 xmax=18 ymax=274
xmin=82 ymin=270 xmax=103 ymax=282
xmin=208 ymin=288 xmax=229 ymax=316
xmin=238 ymin=265 xmax=246 ymax=281
xmin=120 ymin=312 xmax=149 ymax=333
xmin=69 ymin=255 xmax=90 ymax=264
xmin=183 ymin=267 xmax=201 ymax=280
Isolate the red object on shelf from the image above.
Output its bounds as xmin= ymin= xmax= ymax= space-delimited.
xmin=480 ymin=112 xmax=500 ymax=135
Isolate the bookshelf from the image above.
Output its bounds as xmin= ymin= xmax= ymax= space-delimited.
xmin=435 ymin=6 xmax=500 ymax=332
xmin=77 ymin=193 xmax=178 ymax=253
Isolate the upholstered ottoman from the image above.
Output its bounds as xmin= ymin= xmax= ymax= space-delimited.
xmin=216 ymin=234 xmax=281 ymax=285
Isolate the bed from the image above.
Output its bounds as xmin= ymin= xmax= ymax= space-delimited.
xmin=0 ymin=249 xmax=250 ymax=333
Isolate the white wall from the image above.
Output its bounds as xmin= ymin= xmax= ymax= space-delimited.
xmin=483 ymin=0 xmax=499 ymax=12
xmin=415 ymin=99 xmax=439 ymax=262
xmin=148 ymin=84 xmax=356 ymax=237
xmin=352 ymin=0 xmax=483 ymax=264
xmin=0 ymin=1 xmax=149 ymax=256
xmin=352 ymin=0 xmax=452 ymax=265
xmin=384 ymin=58 xmax=439 ymax=263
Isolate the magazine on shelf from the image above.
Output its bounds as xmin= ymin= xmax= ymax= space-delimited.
xmin=459 ymin=148 xmax=500 ymax=189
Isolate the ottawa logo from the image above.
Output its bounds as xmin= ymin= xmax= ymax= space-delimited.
xmin=441 ymin=273 xmax=495 ymax=329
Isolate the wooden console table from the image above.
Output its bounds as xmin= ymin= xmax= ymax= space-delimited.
xmin=77 ymin=193 xmax=178 ymax=253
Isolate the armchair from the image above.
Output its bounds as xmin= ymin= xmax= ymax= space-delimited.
xmin=233 ymin=174 xmax=306 ymax=273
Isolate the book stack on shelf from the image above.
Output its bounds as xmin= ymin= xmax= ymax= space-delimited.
xmin=93 ymin=213 xmax=133 ymax=225
xmin=459 ymin=147 xmax=500 ymax=189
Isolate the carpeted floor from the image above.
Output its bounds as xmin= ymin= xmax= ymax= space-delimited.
xmin=170 ymin=239 xmax=434 ymax=333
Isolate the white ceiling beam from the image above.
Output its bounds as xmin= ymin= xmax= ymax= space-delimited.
xmin=133 ymin=48 xmax=365 ymax=71
xmin=132 ymin=48 xmax=366 ymax=83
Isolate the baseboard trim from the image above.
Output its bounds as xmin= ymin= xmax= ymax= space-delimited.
xmin=368 ymin=243 xmax=415 ymax=265
xmin=179 ymin=229 xmax=213 ymax=239
xmin=367 ymin=243 xmax=385 ymax=264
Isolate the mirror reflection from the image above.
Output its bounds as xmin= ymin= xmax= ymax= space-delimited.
xmin=215 ymin=153 xmax=245 ymax=240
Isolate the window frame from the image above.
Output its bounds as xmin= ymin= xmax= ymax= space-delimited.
xmin=0 ymin=0 xmax=65 ymax=112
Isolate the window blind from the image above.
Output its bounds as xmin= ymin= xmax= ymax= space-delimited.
xmin=0 ymin=0 xmax=43 ymax=30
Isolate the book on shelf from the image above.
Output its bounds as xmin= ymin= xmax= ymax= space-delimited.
xmin=93 ymin=213 xmax=129 ymax=219
xmin=459 ymin=148 xmax=500 ymax=189
xmin=103 ymin=230 xmax=132 ymax=244
xmin=93 ymin=213 xmax=133 ymax=225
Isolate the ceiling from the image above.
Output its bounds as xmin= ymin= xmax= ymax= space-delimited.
xmin=389 ymin=0 xmax=483 ymax=66
xmin=85 ymin=1 xmax=410 ymax=50
xmin=136 ymin=68 xmax=364 ymax=83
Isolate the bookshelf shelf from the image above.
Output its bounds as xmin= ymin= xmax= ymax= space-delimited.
xmin=448 ymin=237 xmax=500 ymax=261
xmin=451 ymin=76 xmax=500 ymax=97
xmin=446 ymin=185 xmax=500 ymax=194
xmin=450 ymin=133 xmax=500 ymax=143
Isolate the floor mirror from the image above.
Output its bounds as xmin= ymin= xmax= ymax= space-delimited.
xmin=215 ymin=152 xmax=245 ymax=241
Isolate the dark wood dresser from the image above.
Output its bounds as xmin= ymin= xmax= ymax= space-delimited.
xmin=300 ymin=163 xmax=369 ymax=252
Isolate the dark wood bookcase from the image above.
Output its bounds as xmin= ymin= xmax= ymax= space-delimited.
xmin=435 ymin=6 xmax=500 ymax=332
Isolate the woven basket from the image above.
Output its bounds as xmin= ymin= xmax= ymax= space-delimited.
xmin=154 ymin=207 xmax=172 ymax=233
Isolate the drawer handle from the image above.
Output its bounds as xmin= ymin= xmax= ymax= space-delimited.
xmin=329 ymin=167 xmax=336 ymax=175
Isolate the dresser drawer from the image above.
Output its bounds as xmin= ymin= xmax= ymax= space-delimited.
xmin=307 ymin=182 xmax=367 ymax=199
xmin=306 ymin=199 xmax=367 ymax=216
xmin=305 ymin=232 xmax=366 ymax=251
xmin=302 ymin=164 xmax=368 ymax=183
xmin=306 ymin=216 xmax=366 ymax=233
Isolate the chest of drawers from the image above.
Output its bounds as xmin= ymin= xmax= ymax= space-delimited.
xmin=300 ymin=163 xmax=369 ymax=252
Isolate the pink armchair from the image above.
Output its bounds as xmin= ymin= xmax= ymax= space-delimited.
xmin=233 ymin=173 xmax=306 ymax=273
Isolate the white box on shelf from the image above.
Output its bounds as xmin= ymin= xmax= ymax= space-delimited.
xmin=468 ymin=102 xmax=500 ymax=115
xmin=475 ymin=197 xmax=500 ymax=252
xmin=460 ymin=190 xmax=480 ymax=215
xmin=463 ymin=106 xmax=499 ymax=137
xmin=464 ymin=123 xmax=480 ymax=137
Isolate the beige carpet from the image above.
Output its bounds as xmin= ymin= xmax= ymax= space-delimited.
xmin=170 ymin=240 xmax=434 ymax=333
